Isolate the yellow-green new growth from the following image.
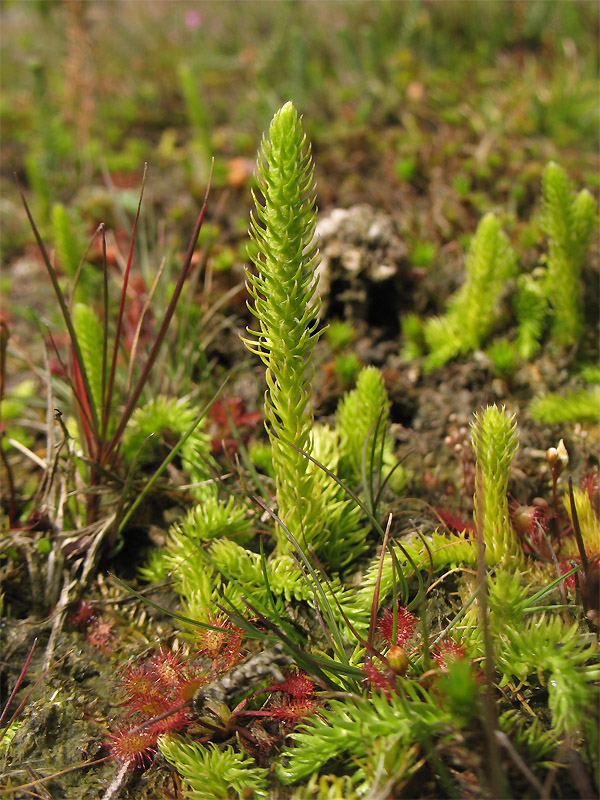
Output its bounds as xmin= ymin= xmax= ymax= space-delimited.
xmin=336 ymin=365 xmax=407 ymax=493
xmin=563 ymin=486 xmax=600 ymax=560
xmin=72 ymin=302 xmax=104 ymax=433
xmin=541 ymin=162 xmax=596 ymax=345
xmin=243 ymin=102 xmax=323 ymax=554
xmin=471 ymin=404 xmax=523 ymax=566
xmin=337 ymin=366 xmax=390 ymax=482
xmin=423 ymin=213 xmax=516 ymax=370
xmin=159 ymin=735 xmax=269 ymax=800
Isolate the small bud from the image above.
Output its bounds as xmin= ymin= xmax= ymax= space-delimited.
xmin=556 ymin=439 xmax=569 ymax=470
xmin=387 ymin=646 xmax=409 ymax=676
xmin=547 ymin=440 xmax=569 ymax=480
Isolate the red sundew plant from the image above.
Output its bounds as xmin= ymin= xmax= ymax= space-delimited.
xmin=260 ymin=696 xmax=321 ymax=726
xmin=119 ymin=661 xmax=161 ymax=700
xmin=431 ymin=637 xmax=467 ymax=671
xmin=362 ymin=659 xmax=397 ymax=699
xmin=510 ymin=469 xmax=599 ymax=576
xmin=510 ymin=497 xmax=552 ymax=560
xmin=558 ymin=559 xmax=581 ymax=593
xmin=377 ymin=603 xmax=418 ymax=647
xmin=70 ymin=599 xmax=115 ymax=651
xmin=266 ymin=669 xmax=315 ymax=698
xmin=207 ymin=397 xmax=262 ymax=454
xmin=85 ymin=617 xmax=116 ymax=651
xmin=121 ymin=648 xmax=207 ymax=711
xmin=244 ymin=670 xmax=321 ymax=728
xmin=195 ymin=612 xmax=245 ymax=675
xmin=70 ymin=599 xmax=97 ymax=628
xmin=109 ymin=646 xmax=208 ymax=766
xmin=108 ymin=726 xmax=157 ymax=768
xmin=147 ymin=646 xmax=187 ymax=687
xmin=361 ymin=605 xmax=419 ymax=696
xmin=106 ymin=621 xmax=251 ymax=769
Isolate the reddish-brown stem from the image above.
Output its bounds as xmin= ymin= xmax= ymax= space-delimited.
xmin=550 ymin=473 xmax=562 ymax=539
xmin=15 ymin=175 xmax=100 ymax=438
xmin=0 ymin=638 xmax=37 ymax=736
xmin=128 ymin=698 xmax=191 ymax=735
xmin=367 ymin=513 xmax=392 ymax=655
xmin=102 ymin=163 xmax=213 ymax=463
xmin=44 ymin=326 xmax=95 ymax=446
xmin=568 ymin=477 xmax=589 ymax=574
xmin=101 ymin=165 xmax=147 ymax=463
xmin=100 ymin=223 xmax=109 ymax=448
xmin=72 ymin=350 xmax=96 ymax=459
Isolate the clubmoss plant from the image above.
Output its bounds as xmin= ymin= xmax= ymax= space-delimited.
xmin=276 ymin=680 xmax=449 ymax=789
xmin=563 ymin=485 xmax=600 ymax=561
xmin=336 ymin=365 xmax=407 ymax=496
xmin=243 ymin=101 xmax=364 ymax=566
xmin=471 ymin=404 xmax=523 ymax=567
xmin=291 ymin=773 xmax=359 ymax=800
xmin=242 ymin=101 xmax=321 ymax=556
xmin=485 ymin=572 xmax=599 ymax=736
xmin=498 ymin=710 xmax=559 ymax=764
xmin=422 ymin=213 xmax=516 ymax=370
xmin=516 ymin=163 xmax=597 ymax=355
xmin=332 ymin=350 xmax=362 ymax=384
xmin=529 ymin=386 xmax=600 ymax=423
xmin=324 ymin=319 xmax=356 ymax=352
xmin=72 ymin=302 xmax=105 ymax=445
xmin=352 ymin=403 xmax=522 ymax=612
xmin=123 ymin=395 xmax=217 ymax=501
xmin=178 ymin=63 xmax=211 ymax=154
xmin=51 ymin=202 xmax=103 ymax=303
xmin=514 ymin=270 xmax=548 ymax=359
xmin=399 ymin=311 xmax=425 ymax=361
xmin=541 ymin=161 xmax=596 ymax=345
xmin=404 ymin=163 xmax=596 ymax=369
xmin=273 ymin=559 xmax=599 ymax=796
xmin=23 ymin=62 xmax=73 ymax=224
xmin=451 ymin=570 xmax=600 ymax=738
xmin=159 ymin=736 xmax=270 ymax=800
xmin=485 ymin=337 xmax=518 ymax=381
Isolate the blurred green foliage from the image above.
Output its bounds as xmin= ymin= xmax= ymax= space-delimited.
xmin=2 ymin=0 xmax=597 ymax=202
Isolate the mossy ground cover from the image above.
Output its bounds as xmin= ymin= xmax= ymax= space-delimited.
xmin=1 ymin=3 xmax=598 ymax=798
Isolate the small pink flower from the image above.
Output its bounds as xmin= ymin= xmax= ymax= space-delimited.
xmin=184 ymin=9 xmax=202 ymax=30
